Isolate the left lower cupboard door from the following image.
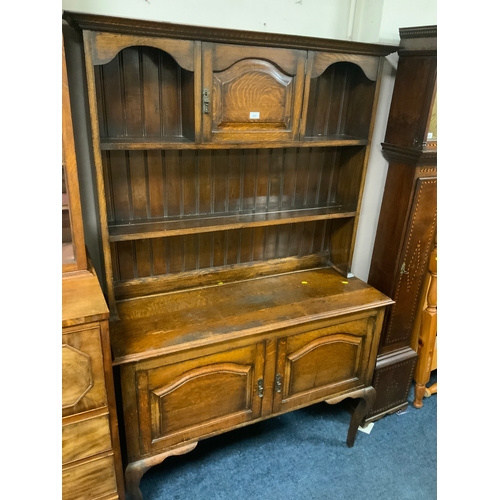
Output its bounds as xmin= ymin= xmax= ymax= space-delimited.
xmin=121 ymin=342 xmax=266 ymax=460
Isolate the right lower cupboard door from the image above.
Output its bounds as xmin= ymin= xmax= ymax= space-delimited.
xmin=122 ymin=342 xmax=265 ymax=460
xmin=273 ymin=314 xmax=378 ymax=413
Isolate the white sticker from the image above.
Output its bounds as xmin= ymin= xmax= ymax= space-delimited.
xmin=249 ymin=112 xmax=260 ymax=119
xmin=427 ymin=132 xmax=433 ymax=139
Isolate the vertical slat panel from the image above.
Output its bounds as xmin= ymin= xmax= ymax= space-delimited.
xmin=242 ymin=150 xmax=257 ymax=211
xmin=269 ymin=149 xmax=283 ymax=210
xmin=306 ymin=148 xmax=324 ymax=206
xmin=182 ymin=150 xmax=197 ymax=215
xmin=122 ymin=47 xmax=143 ymax=136
xmin=239 ymin=228 xmax=254 ymax=264
xmin=135 ymin=239 xmax=151 ymax=277
xmin=318 ymin=148 xmax=334 ymax=205
xmin=165 ymin=150 xmax=181 ymax=217
xmin=252 ymin=227 xmax=265 ymax=262
xmin=328 ymin=65 xmax=347 ymax=136
xmin=226 ymin=230 xmax=239 ymax=265
xmin=212 ymin=232 xmax=226 ymax=267
xmin=213 ymin=150 xmax=228 ymax=214
xmin=303 ymin=77 xmax=318 ymax=137
xmin=282 ymin=148 xmax=297 ymax=210
xmin=161 ymin=53 xmax=181 ymax=137
xmin=255 ymin=150 xmax=270 ymax=211
xmin=100 ymin=55 xmax=124 ymax=137
xmin=108 ymin=151 xmax=130 ymax=222
xmin=183 ymin=234 xmax=198 ymax=271
xmin=180 ymin=68 xmax=195 ymax=140
xmin=116 ymin=241 xmax=135 ymax=280
xmin=312 ymin=220 xmax=327 ymax=253
xmin=147 ymin=151 xmax=164 ymax=218
xmin=313 ymin=70 xmax=331 ymax=136
xmin=151 ymin=238 xmax=167 ymax=276
xmin=128 ymin=151 xmax=148 ymax=220
xmin=198 ymin=233 xmax=213 ymax=269
xmin=142 ymin=47 xmax=161 ymax=137
xmin=169 ymin=236 xmax=183 ymax=273
xmin=197 ymin=150 xmax=212 ymax=214
xmin=277 ymin=225 xmax=290 ymax=258
xmin=264 ymin=226 xmax=278 ymax=260
xmin=101 ymin=151 xmax=114 ymax=222
xmin=293 ymin=148 xmax=310 ymax=207
xmin=227 ymin=150 xmax=242 ymax=212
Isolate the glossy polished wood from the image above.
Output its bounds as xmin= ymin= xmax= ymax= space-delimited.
xmin=64 ymin=11 xmax=396 ymax=499
xmin=62 ymin=36 xmax=125 ymax=500
xmin=62 ymin=39 xmax=86 ymax=272
xmin=413 ymin=240 xmax=437 ymax=408
xmin=62 ymin=273 xmax=125 ymax=500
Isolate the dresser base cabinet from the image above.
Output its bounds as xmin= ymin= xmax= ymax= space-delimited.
xmin=109 ymin=269 xmax=391 ymax=499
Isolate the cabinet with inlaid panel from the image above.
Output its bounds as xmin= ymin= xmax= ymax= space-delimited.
xmin=64 ymin=11 xmax=396 ymax=500
xmin=365 ymin=26 xmax=437 ymax=423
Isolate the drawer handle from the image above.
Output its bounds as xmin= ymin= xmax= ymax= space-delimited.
xmin=275 ymin=374 xmax=282 ymax=393
xmin=257 ymin=378 xmax=264 ymax=398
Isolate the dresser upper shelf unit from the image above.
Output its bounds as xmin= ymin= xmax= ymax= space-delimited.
xmin=63 ymin=12 xmax=397 ymax=498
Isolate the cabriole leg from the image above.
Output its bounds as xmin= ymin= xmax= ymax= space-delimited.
xmin=125 ymin=442 xmax=198 ymax=500
xmin=346 ymin=386 xmax=376 ymax=448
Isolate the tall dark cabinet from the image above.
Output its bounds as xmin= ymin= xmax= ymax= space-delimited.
xmin=63 ymin=11 xmax=397 ymax=499
xmin=364 ymin=26 xmax=437 ymax=423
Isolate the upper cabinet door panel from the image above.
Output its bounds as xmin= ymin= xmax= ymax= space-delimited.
xmin=202 ymin=42 xmax=306 ymax=143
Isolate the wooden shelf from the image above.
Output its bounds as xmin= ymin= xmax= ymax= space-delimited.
xmin=108 ymin=205 xmax=357 ymax=242
xmin=100 ymin=136 xmax=368 ymax=150
xmin=302 ymin=134 xmax=368 ymax=145
xmin=100 ymin=136 xmax=194 ymax=150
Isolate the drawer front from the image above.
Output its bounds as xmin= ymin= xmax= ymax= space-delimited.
xmin=62 ymin=454 xmax=117 ymax=500
xmin=274 ymin=315 xmax=378 ymax=413
xmin=62 ymin=324 xmax=107 ymax=418
xmin=122 ymin=343 xmax=265 ymax=459
xmin=62 ymin=414 xmax=112 ymax=465
xmin=202 ymin=42 xmax=306 ymax=143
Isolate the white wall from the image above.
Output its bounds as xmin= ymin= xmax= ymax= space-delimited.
xmin=62 ymin=0 xmax=436 ymax=282
xmin=62 ymin=0 xmax=353 ymax=39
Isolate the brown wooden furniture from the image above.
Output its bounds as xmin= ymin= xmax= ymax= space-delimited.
xmin=63 ymin=12 xmax=396 ymax=499
xmin=62 ymin=38 xmax=125 ymax=500
xmin=413 ymin=238 xmax=437 ymax=407
xmin=364 ymin=26 xmax=437 ymax=423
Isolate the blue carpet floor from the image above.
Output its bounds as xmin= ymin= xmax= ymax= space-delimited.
xmin=139 ymin=373 xmax=437 ymax=500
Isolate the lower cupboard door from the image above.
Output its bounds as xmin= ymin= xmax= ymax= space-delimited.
xmin=273 ymin=315 xmax=377 ymax=413
xmin=132 ymin=343 xmax=265 ymax=455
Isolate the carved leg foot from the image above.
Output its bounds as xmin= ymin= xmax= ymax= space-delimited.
xmin=346 ymin=387 xmax=376 ymax=448
xmin=413 ymin=383 xmax=426 ymax=408
xmin=125 ymin=442 xmax=198 ymax=500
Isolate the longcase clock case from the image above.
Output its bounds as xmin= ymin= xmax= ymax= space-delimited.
xmin=365 ymin=25 xmax=437 ymax=423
